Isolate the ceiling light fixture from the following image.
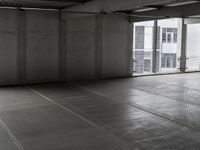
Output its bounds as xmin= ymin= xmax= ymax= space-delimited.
xmin=166 ymin=0 xmax=199 ymax=7
xmin=0 ymin=6 xmax=17 ymax=9
xmin=20 ymin=7 xmax=58 ymax=11
xmin=135 ymin=7 xmax=157 ymax=12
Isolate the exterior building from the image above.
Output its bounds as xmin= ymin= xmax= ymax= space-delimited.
xmin=133 ymin=19 xmax=179 ymax=74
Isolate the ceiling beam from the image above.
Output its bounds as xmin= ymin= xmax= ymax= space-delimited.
xmin=0 ymin=0 xmax=93 ymax=9
xmin=131 ymin=2 xmax=200 ymax=18
xmin=39 ymin=0 xmax=93 ymax=4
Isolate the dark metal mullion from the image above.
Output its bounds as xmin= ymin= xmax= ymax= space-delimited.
xmin=38 ymin=0 xmax=92 ymax=4
xmin=179 ymin=19 xmax=187 ymax=72
xmin=152 ymin=19 xmax=158 ymax=73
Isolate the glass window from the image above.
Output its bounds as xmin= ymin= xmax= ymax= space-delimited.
xmin=161 ymin=54 xmax=177 ymax=68
xmin=133 ymin=18 xmax=180 ymax=75
xmin=144 ymin=59 xmax=151 ymax=72
xmin=162 ymin=32 xmax=166 ymax=42
xmin=162 ymin=27 xmax=178 ymax=43
xmin=186 ymin=24 xmax=200 ymax=71
xmin=133 ymin=21 xmax=154 ymax=75
xmin=144 ymin=27 xmax=153 ymax=49
xmin=167 ymin=57 xmax=171 ymax=68
xmin=167 ymin=28 xmax=173 ymax=32
xmin=167 ymin=33 xmax=172 ymax=43
xmin=163 ymin=28 xmax=167 ymax=32
xmin=174 ymin=32 xmax=177 ymax=43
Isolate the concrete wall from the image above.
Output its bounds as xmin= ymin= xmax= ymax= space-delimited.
xmin=101 ymin=16 xmax=133 ymax=78
xmin=0 ymin=9 xmax=18 ymax=85
xmin=0 ymin=9 xmax=59 ymax=86
xmin=0 ymin=9 xmax=133 ymax=85
xmin=65 ymin=16 xmax=96 ymax=80
xmin=64 ymin=14 xmax=133 ymax=80
xmin=26 ymin=11 xmax=59 ymax=82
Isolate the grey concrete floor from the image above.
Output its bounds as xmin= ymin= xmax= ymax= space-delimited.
xmin=1 ymin=73 xmax=200 ymax=150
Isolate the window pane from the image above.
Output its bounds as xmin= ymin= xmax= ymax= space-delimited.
xmin=167 ymin=28 xmax=173 ymax=32
xmin=157 ymin=18 xmax=180 ymax=73
xmin=163 ymin=28 xmax=167 ymax=32
xmin=135 ymin=26 xmax=145 ymax=49
xmin=186 ymin=24 xmax=200 ymax=71
xmin=174 ymin=32 xmax=177 ymax=43
xmin=162 ymin=32 xmax=166 ymax=42
xmin=144 ymin=27 xmax=153 ymax=49
xmin=167 ymin=34 xmax=172 ymax=43
xmin=144 ymin=59 xmax=151 ymax=71
xmin=133 ymin=21 xmax=154 ymax=75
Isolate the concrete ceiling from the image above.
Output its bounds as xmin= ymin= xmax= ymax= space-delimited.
xmin=0 ymin=0 xmax=93 ymax=9
xmin=64 ymin=0 xmax=200 ymax=20
xmin=130 ymin=0 xmax=200 ymax=19
xmin=65 ymin=0 xmax=178 ymax=12
xmin=0 ymin=0 xmax=198 ymax=19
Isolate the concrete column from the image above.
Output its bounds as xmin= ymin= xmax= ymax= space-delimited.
xmin=179 ymin=19 xmax=187 ymax=72
xmin=17 ymin=9 xmax=27 ymax=84
xmin=127 ymin=20 xmax=133 ymax=76
xmin=152 ymin=20 xmax=158 ymax=73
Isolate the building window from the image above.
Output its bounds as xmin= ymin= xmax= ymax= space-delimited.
xmin=144 ymin=59 xmax=151 ymax=72
xmin=161 ymin=53 xmax=176 ymax=68
xmin=162 ymin=32 xmax=166 ymax=43
xmin=162 ymin=28 xmax=177 ymax=43
xmin=174 ymin=29 xmax=178 ymax=43
xmin=167 ymin=33 xmax=172 ymax=43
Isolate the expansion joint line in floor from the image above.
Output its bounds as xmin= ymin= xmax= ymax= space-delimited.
xmin=26 ymin=86 xmax=135 ymax=150
xmin=0 ymin=119 xmax=25 ymax=150
xmin=72 ymin=83 xmax=197 ymax=131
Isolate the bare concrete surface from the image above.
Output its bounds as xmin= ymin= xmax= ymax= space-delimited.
xmin=1 ymin=73 xmax=200 ymax=149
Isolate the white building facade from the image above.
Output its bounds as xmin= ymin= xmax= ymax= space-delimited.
xmin=133 ymin=19 xmax=179 ymax=74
